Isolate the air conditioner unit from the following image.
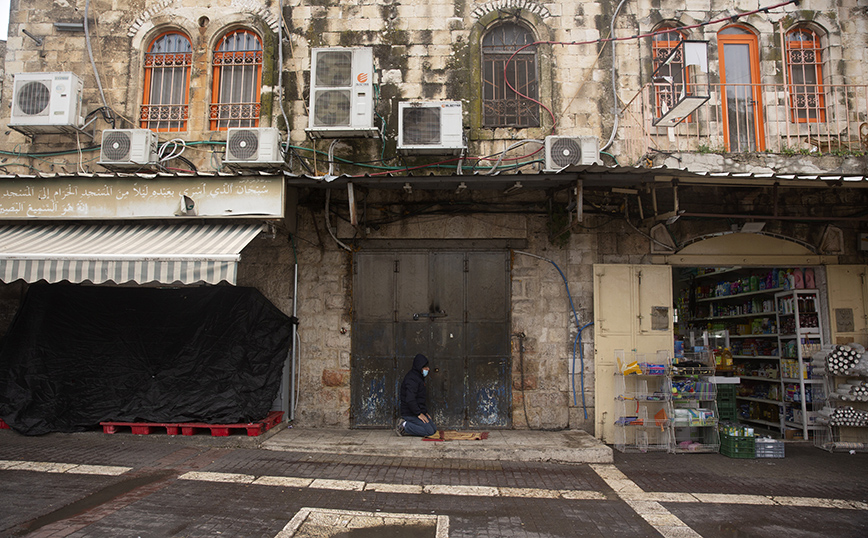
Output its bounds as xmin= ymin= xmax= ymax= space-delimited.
xmin=224 ymin=127 xmax=284 ymax=166
xmin=8 ymin=72 xmax=84 ymax=134
xmin=397 ymin=101 xmax=466 ymax=155
xmin=98 ymin=129 xmax=158 ymax=168
xmin=306 ymin=47 xmax=378 ymax=138
xmin=543 ymin=136 xmax=602 ymax=171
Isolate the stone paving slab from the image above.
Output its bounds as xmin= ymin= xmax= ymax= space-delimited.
xmin=262 ymin=427 xmax=614 ymax=464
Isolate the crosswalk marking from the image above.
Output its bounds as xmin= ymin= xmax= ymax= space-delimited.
xmin=0 ymin=459 xmax=132 ymax=476
xmin=591 ymin=464 xmax=703 ymax=538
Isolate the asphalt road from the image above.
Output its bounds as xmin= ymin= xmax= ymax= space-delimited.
xmin=1 ymin=430 xmax=866 ymax=537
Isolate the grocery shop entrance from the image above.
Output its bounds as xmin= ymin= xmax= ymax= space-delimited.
xmin=672 ymin=265 xmax=827 ymax=440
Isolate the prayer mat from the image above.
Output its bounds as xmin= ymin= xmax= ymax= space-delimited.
xmin=423 ymin=430 xmax=489 ymax=442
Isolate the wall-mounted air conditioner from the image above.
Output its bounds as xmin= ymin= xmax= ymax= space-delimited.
xmin=98 ymin=129 xmax=158 ymax=168
xmin=8 ymin=72 xmax=84 ymax=134
xmin=543 ymin=136 xmax=601 ymax=171
xmin=397 ymin=101 xmax=466 ymax=155
xmin=306 ymin=47 xmax=377 ymax=138
xmin=224 ymin=127 xmax=284 ymax=166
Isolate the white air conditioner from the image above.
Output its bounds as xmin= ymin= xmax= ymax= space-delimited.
xmin=543 ymin=136 xmax=601 ymax=171
xmin=8 ymin=72 xmax=84 ymax=134
xmin=224 ymin=127 xmax=283 ymax=166
xmin=306 ymin=47 xmax=377 ymax=138
xmin=98 ymin=129 xmax=158 ymax=168
xmin=397 ymin=101 xmax=466 ymax=155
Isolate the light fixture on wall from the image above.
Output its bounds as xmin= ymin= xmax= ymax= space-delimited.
xmin=651 ymin=40 xmax=711 ymax=128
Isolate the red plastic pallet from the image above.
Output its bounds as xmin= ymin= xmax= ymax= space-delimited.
xmin=100 ymin=411 xmax=284 ymax=437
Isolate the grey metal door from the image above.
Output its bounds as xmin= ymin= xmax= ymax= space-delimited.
xmin=351 ymin=250 xmax=510 ymax=429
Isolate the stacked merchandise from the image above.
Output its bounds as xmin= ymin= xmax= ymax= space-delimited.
xmin=719 ymin=423 xmax=756 ymax=458
xmin=813 ymin=343 xmax=868 ymax=452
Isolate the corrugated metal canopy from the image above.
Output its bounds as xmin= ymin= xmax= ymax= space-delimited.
xmin=0 ymin=222 xmax=263 ymax=285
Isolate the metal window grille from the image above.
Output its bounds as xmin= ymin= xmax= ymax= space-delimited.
xmin=210 ymin=30 xmax=263 ymax=131
xmin=787 ymin=29 xmax=825 ymax=123
xmin=141 ymin=32 xmax=191 ymax=132
xmin=482 ymin=23 xmax=540 ymax=128
xmin=652 ymin=27 xmax=690 ymax=121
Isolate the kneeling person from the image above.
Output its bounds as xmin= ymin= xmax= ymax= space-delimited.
xmin=396 ymin=353 xmax=437 ymax=437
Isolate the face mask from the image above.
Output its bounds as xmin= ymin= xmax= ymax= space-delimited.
xmin=423 ymin=369 xmax=429 ymax=377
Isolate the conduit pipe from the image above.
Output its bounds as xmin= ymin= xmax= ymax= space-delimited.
xmin=602 ymin=0 xmax=629 ymax=151
xmin=514 ymin=250 xmax=590 ymax=419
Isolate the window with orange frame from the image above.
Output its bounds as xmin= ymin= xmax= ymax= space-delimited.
xmin=210 ymin=29 xmax=263 ymax=130
xmin=141 ymin=32 xmax=192 ymax=132
xmin=652 ymin=25 xmax=691 ymax=122
xmin=786 ymin=28 xmax=825 ymax=123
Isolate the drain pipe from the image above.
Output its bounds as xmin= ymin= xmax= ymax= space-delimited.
xmin=514 ymin=250 xmax=589 ymax=419
xmin=289 ymin=234 xmax=300 ymax=421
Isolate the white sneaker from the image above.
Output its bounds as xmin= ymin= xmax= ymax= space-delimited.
xmin=395 ymin=420 xmax=406 ymax=436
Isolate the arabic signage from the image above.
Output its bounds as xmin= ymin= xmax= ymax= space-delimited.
xmin=0 ymin=176 xmax=284 ymax=219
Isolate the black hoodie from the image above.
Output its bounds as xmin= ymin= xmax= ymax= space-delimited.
xmin=400 ymin=353 xmax=429 ymax=417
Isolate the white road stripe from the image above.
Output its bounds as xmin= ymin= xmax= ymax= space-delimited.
xmin=0 ymin=460 xmax=131 ymax=476
xmin=591 ymin=464 xmax=703 ymax=538
xmin=6 ymin=458 xmax=865 ymax=518
xmin=309 ymin=478 xmax=365 ymax=491
xmin=423 ymin=484 xmax=499 ymax=497
xmin=364 ymin=482 xmax=424 ymax=494
xmin=178 ymin=471 xmax=255 ymax=484
xmin=254 ymin=476 xmax=314 ymax=488
xmin=276 ymin=508 xmax=448 ymax=538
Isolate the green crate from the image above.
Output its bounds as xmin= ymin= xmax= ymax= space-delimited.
xmin=717 ymin=384 xmax=737 ymax=403
xmin=718 ymin=403 xmax=738 ymax=422
xmin=720 ymin=432 xmax=755 ymax=458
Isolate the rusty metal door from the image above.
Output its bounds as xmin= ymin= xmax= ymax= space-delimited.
xmin=352 ymin=250 xmax=510 ymax=429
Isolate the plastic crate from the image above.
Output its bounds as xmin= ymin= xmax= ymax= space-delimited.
xmin=720 ymin=432 xmax=755 ymax=458
xmin=717 ymin=384 xmax=737 ymax=403
xmin=755 ymin=438 xmax=785 ymax=458
xmin=718 ymin=402 xmax=738 ymax=421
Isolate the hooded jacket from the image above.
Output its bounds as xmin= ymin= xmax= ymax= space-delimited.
xmin=400 ymin=353 xmax=429 ymax=417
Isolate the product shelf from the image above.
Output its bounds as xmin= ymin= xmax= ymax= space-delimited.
xmin=736 ymin=396 xmax=783 ymax=406
xmin=613 ymin=350 xmax=673 ymax=453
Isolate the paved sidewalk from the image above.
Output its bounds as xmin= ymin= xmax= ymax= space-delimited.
xmin=1 ymin=428 xmax=866 ymax=537
xmin=262 ymin=426 xmax=614 ymax=464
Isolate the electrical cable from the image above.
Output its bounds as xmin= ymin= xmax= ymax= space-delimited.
xmin=513 ymin=250 xmax=588 ymax=419
xmin=603 ymin=0 xmax=629 ymax=152
xmin=486 ymin=139 xmax=544 ymax=175
xmin=325 ymin=188 xmax=352 ymax=251
xmin=502 ymin=0 xmax=798 ymax=139
xmin=84 ymin=0 xmax=115 ymax=128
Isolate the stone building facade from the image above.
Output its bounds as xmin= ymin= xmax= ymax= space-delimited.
xmin=1 ymin=0 xmax=868 ymax=435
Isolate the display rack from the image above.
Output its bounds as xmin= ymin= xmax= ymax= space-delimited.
xmin=674 ymin=267 xmax=785 ymax=436
xmin=613 ymin=350 xmax=672 ymax=453
xmin=670 ymin=350 xmax=720 ymax=453
xmin=814 ymin=344 xmax=868 ymax=453
xmin=776 ymin=289 xmax=825 ymax=439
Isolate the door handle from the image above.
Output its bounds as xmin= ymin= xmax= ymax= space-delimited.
xmin=413 ymin=311 xmax=447 ymax=320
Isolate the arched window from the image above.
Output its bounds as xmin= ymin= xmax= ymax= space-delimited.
xmin=786 ymin=28 xmax=825 ymax=123
xmin=652 ymin=24 xmax=689 ymax=121
xmin=210 ymin=29 xmax=263 ymax=130
xmin=141 ymin=31 xmax=192 ymax=132
xmin=482 ymin=22 xmax=539 ymax=128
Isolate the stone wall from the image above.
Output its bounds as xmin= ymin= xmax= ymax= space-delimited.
xmin=3 ymin=1 xmax=863 ymax=172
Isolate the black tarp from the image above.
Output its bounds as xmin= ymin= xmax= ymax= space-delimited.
xmin=0 ymin=284 xmax=293 ymax=435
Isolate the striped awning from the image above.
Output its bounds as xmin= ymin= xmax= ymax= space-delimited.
xmin=0 ymin=222 xmax=264 ymax=285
